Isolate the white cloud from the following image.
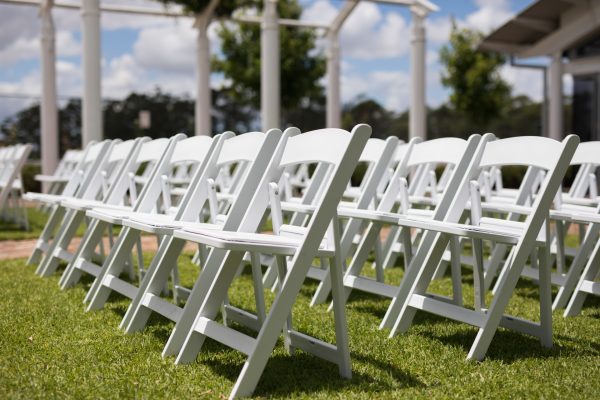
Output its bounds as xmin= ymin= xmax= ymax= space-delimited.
xmin=301 ymin=0 xmax=337 ymax=24
xmin=426 ymin=16 xmax=453 ymax=45
xmin=465 ymin=0 xmax=513 ymax=34
xmin=342 ymin=69 xmax=410 ymax=111
xmin=500 ymin=64 xmax=544 ymax=102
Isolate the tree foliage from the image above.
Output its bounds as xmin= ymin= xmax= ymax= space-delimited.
xmin=156 ymin=0 xmax=256 ymax=17
xmin=212 ymin=0 xmax=325 ymax=117
xmin=439 ymin=23 xmax=511 ymax=125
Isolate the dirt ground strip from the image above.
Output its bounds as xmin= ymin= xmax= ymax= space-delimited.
xmin=0 ymin=236 xmax=198 ymax=261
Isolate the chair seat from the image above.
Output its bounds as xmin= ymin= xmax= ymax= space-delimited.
xmin=23 ymin=192 xmax=68 ymax=205
xmin=395 ymin=215 xmax=544 ymax=246
xmin=173 ymin=227 xmax=334 ymax=257
xmin=86 ymin=208 xmax=140 ymax=225
xmin=123 ymin=214 xmax=219 ymax=235
xmin=60 ymin=198 xmax=129 ymax=212
xmin=34 ymin=174 xmax=69 ymax=183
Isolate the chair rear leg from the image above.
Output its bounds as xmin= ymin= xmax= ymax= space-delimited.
xmin=564 ymin=238 xmax=600 ymax=317
xmin=121 ymin=237 xmax=186 ymax=332
xmin=85 ymin=228 xmax=140 ymax=310
xmin=27 ymin=205 xmax=66 ymax=266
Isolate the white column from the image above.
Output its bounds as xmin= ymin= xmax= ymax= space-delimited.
xmin=40 ymin=0 xmax=59 ymax=193
xmin=326 ymin=32 xmax=341 ymax=128
xmin=195 ymin=15 xmax=212 ymax=136
xmin=81 ymin=0 xmax=102 ymax=145
xmin=261 ymin=0 xmax=280 ymax=130
xmin=409 ymin=7 xmax=426 ymax=140
xmin=548 ymin=52 xmax=563 ymax=141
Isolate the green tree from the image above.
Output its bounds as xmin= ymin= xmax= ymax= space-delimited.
xmin=342 ymin=96 xmax=398 ymax=139
xmin=157 ymin=0 xmax=256 ymax=16
xmin=439 ymin=24 xmax=511 ymax=126
xmin=212 ymin=0 xmax=325 ymax=121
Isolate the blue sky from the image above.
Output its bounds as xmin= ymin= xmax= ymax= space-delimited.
xmin=0 ymin=0 xmax=541 ymax=122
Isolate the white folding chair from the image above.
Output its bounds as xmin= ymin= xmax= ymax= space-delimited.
xmin=333 ymin=136 xmax=481 ymax=307
xmin=111 ymin=130 xmax=284 ymax=334
xmin=35 ymin=138 xmax=150 ymax=277
xmin=564 ymin=212 xmax=600 ymax=317
xmin=0 ymin=144 xmax=32 ymax=228
xmin=25 ymin=140 xmax=113 ymax=266
xmin=479 ymin=141 xmax=600 ymax=311
xmin=148 ymin=126 xmax=371 ymax=399
xmin=263 ymin=137 xmax=399 ymax=306
xmin=35 ymin=149 xmax=83 ymax=197
xmin=380 ymin=134 xmax=579 ymax=361
xmin=58 ymin=134 xmax=217 ymax=291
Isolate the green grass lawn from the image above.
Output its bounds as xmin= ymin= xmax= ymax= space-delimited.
xmin=0 ymin=254 xmax=599 ymax=399
xmin=0 ymin=208 xmax=51 ymax=240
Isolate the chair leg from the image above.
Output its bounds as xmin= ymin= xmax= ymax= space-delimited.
xmin=38 ymin=210 xmax=85 ymax=277
xmin=275 ymin=255 xmax=294 ymax=355
xmin=27 ymin=206 xmax=65 ymax=265
xmin=163 ymin=248 xmax=242 ymax=357
xmin=59 ymin=219 xmax=107 ymax=289
xmin=483 ymin=243 xmax=509 ymax=290
xmin=329 ymin=251 xmax=352 ymax=378
xmin=85 ymin=228 xmax=140 ymax=310
xmin=553 ymin=224 xmax=600 ymax=309
xmin=310 ymin=260 xmax=331 ymax=306
xmin=538 ymin=244 xmax=553 ymax=348
xmin=450 ymin=236 xmax=463 ymax=306
xmin=121 ymin=237 xmax=186 ymax=332
xmin=564 ymin=238 xmax=600 ymax=317
xmin=229 ymin=245 xmax=341 ymax=399
xmin=554 ymin=220 xmax=566 ymax=275
xmin=384 ymin=232 xmax=450 ymax=333
xmin=250 ymin=252 xmax=267 ymax=324
xmin=342 ymin=223 xmax=381 ymax=303
xmin=175 ymin=251 xmax=247 ymax=364
xmin=468 ymin=243 xmax=532 ymax=361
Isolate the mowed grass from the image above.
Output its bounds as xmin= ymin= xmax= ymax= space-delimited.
xmin=0 ymin=253 xmax=599 ymax=399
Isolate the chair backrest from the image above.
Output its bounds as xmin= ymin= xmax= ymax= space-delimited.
xmin=128 ymin=134 xmax=225 ymax=214
xmin=566 ymin=141 xmax=600 ymax=199
xmin=79 ymin=139 xmax=143 ymax=202
xmin=177 ymin=131 xmax=282 ymax=223
xmin=66 ymin=140 xmax=113 ymax=198
xmin=231 ymin=127 xmax=370 ymax=236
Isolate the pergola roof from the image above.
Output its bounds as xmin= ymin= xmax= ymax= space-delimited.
xmin=479 ymin=0 xmax=577 ymax=55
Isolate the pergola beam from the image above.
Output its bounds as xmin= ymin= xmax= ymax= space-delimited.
xmin=0 ymin=0 xmax=185 ymax=16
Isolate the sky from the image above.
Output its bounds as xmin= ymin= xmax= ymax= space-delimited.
xmin=0 ymin=0 xmax=554 ymax=122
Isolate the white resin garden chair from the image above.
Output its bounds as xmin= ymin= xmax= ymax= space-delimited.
xmin=57 ymin=134 xmax=218 ymax=290
xmin=478 ymin=141 xmax=600 ymax=311
xmin=0 ymin=144 xmax=32 ymax=228
xmin=263 ymin=136 xmax=400 ymax=306
xmin=160 ymin=125 xmax=370 ymax=399
xmin=34 ymin=137 xmax=151 ymax=277
xmin=380 ymin=134 xmax=579 ymax=361
xmin=35 ymin=149 xmax=83 ymax=197
xmin=80 ymin=130 xmax=280 ymax=315
xmin=111 ymin=129 xmax=289 ymax=334
xmin=24 ymin=139 xmax=114 ymax=265
xmin=564 ymin=212 xmax=600 ymax=317
xmin=336 ymin=136 xmax=482 ymax=306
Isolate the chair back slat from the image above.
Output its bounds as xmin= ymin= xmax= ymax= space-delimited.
xmin=280 ymin=129 xmax=351 ymax=167
xmin=480 ymin=136 xmax=564 ymax=170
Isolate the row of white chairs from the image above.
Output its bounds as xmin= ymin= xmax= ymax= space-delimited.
xmin=23 ymin=127 xmax=600 ymax=398
xmin=0 ymin=143 xmax=32 ymax=229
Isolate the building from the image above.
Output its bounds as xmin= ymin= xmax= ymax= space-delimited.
xmin=480 ymin=0 xmax=600 ymax=142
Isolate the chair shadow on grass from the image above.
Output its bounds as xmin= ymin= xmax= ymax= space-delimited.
xmin=198 ymin=336 xmax=424 ymax=397
xmin=413 ymin=311 xmax=600 ymax=363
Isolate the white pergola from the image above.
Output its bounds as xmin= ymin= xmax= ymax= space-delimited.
xmin=1 ymin=0 xmax=438 ymax=185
